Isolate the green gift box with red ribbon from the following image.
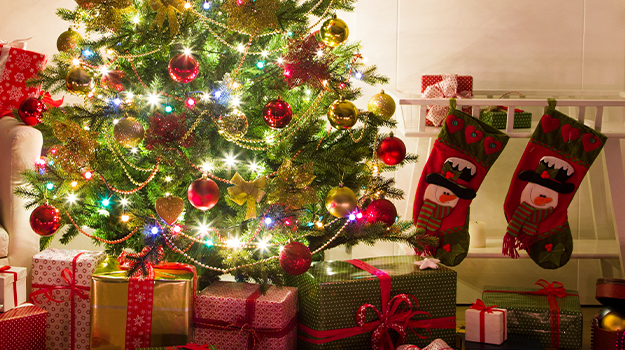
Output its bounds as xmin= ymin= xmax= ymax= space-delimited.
xmin=285 ymin=255 xmax=457 ymax=350
xmin=479 ymin=107 xmax=532 ymax=129
xmin=482 ymin=280 xmax=582 ymax=349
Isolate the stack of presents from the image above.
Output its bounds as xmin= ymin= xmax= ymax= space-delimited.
xmin=2 ymin=247 xmax=620 ymax=350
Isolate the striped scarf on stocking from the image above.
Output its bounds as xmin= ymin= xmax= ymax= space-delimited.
xmin=416 ymin=199 xmax=453 ymax=233
xmin=503 ymin=201 xmax=554 ymax=258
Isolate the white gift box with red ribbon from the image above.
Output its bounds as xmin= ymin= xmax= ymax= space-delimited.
xmin=0 ymin=265 xmax=27 ymax=312
xmin=465 ymin=299 xmax=507 ymax=345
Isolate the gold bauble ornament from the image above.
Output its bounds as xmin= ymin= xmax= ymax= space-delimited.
xmin=216 ymin=109 xmax=248 ymax=140
xmin=320 ymin=15 xmax=349 ymax=47
xmin=113 ymin=117 xmax=145 ymax=148
xmin=601 ymin=308 xmax=625 ymax=331
xmin=327 ymin=98 xmax=359 ymax=129
xmin=56 ymin=28 xmax=82 ymax=52
xmin=66 ymin=67 xmax=94 ymax=94
xmin=325 ymin=185 xmax=358 ymax=218
xmin=368 ymin=90 xmax=396 ymax=119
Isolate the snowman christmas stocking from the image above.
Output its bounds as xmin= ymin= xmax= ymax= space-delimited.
xmin=413 ymin=99 xmax=509 ymax=266
xmin=503 ymin=99 xmax=607 ymax=269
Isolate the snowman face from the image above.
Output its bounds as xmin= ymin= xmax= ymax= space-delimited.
xmin=521 ymin=183 xmax=559 ymax=209
xmin=424 ymin=184 xmax=460 ymax=208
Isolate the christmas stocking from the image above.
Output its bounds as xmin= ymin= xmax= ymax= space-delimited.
xmin=413 ymin=99 xmax=509 ymax=266
xmin=503 ymin=99 xmax=607 ymax=269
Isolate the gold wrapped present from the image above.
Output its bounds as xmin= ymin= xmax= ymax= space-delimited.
xmin=90 ymin=255 xmax=195 ymax=349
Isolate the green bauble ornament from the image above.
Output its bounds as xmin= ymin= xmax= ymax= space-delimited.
xmin=66 ymin=67 xmax=94 ymax=94
xmin=327 ymin=98 xmax=359 ymax=129
xmin=320 ymin=15 xmax=349 ymax=47
xmin=368 ymin=90 xmax=396 ymax=119
xmin=325 ymin=185 xmax=358 ymax=218
xmin=56 ymin=28 xmax=82 ymax=52
xmin=114 ymin=117 xmax=145 ymax=148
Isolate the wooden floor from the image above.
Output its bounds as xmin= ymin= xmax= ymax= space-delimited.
xmin=455 ymin=305 xmax=602 ymax=350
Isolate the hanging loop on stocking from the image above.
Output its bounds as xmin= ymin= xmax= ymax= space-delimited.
xmin=449 ymin=98 xmax=456 ymax=111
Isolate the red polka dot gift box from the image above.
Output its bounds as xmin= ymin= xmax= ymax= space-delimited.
xmin=30 ymin=249 xmax=106 ymax=350
xmin=0 ymin=303 xmax=47 ymax=350
xmin=0 ymin=40 xmax=47 ymax=114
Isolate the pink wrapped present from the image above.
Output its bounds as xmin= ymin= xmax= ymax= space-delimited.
xmin=194 ymin=281 xmax=297 ymax=350
xmin=30 ymin=249 xmax=106 ymax=350
xmin=465 ymin=299 xmax=507 ymax=345
xmin=421 ymin=74 xmax=473 ymax=126
xmin=0 ymin=39 xmax=46 ymax=112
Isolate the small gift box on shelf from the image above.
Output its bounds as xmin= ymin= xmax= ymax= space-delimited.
xmin=0 ymin=265 xmax=27 ymax=312
xmin=482 ymin=280 xmax=582 ymax=349
xmin=591 ymin=278 xmax=625 ymax=350
xmin=136 ymin=344 xmax=217 ymax=350
xmin=30 ymin=248 xmax=107 ymax=350
xmin=479 ymin=106 xmax=532 ymax=129
xmin=194 ymin=281 xmax=298 ymax=350
xmin=286 ymin=255 xmax=457 ymax=349
xmin=465 ymin=299 xmax=507 ymax=345
xmin=0 ymin=39 xmax=47 ymax=112
xmin=421 ymin=74 xmax=473 ymax=126
xmin=0 ymin=303 xmax=47 ymax=349
xmin=90 ymin=249 xmax=196 ymax=350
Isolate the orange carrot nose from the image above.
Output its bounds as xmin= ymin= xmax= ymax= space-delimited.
xmin=439 ymin=194 xmax=457 ymax=203
xmin=533 ymin=196 xmax=553 ymax=206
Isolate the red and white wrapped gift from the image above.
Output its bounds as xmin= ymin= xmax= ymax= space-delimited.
xmin=29 ymin=248 xmax=106 ymax=350
xmin=396 ymin=338 xmax=454 ymax=350
xmin=421 ymin=74 xmax=473 ymax=126
xmin=0 ymin=265 xmax=27 ymax=312
xmin=0 ymin=302 xmax=47 ymax=350
xmin=194 ymin=281 xmax=298 ymax=350
xmin=465 ymin=299 xmax=507 ymax=345
xmin=0 ymin=39 xmax=46 ymax=112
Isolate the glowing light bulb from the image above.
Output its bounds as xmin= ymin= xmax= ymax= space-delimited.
xmin=316 ymin=50 xmax=324 ymax=57
xmin=248 ymin=161 xmax=259 ymax=172
xmin=120 ymin=198 xmax=130 ymax=207
xmin=36 ymin=158 xmax=46 ymax=166
xmin=183 ymin=47 xmax=192 ymax=55
xmin=224 ymin=154 xmax=237 ymax=167
xmin=348 ymin=213 xmax=356 ymax=221
xmin=361 ymin=56 xmax=369 ymax=63
xmin=130 ymin=148 xmax=138 ymax=154
xmin=71 ymin=181 xmax=78 ymax=188
xmin=214 ymin=90 xmax=222 ymax=99
xmin=201 ymin=92 xmax=211 ymax=101
xmin=230 ymin=96 xmax=241 ymax=107
xmin=264 ymin=217 xmax=273 ymax=225
xmin=121 ymin=214 xmax=130 ymax=222
xmin=237 ymin=44 xmax=245 ymax=52
xmin=82 ymin=49 xmax=94 ymax=58
xmin=72 ymin=58 xmax=81 ymax=66
xmin=185 ymin=97 xmax=196 ymax=108
xmin=197 ymin=222 xmax=210 ymax=235
xmin=184 ymin=2 xmax=191 ymax=9
xmin=46 ymin=183 xmax=54 ymax=190
xmin=164 ymin=105 xmax=173 ymax=113
xmin=113 ymin=119 xmax=119 ymax=125
xmin=48 ymin=160 xmax=54 ymax=166
xmin=102 ymin=199 xmax=110 ymax=207
xmin=201 ymin=161 xmax=213 ymax=172
xmin=66 ymin=193 xmax=78 ymax=204
xmin=355 ymin=72 xmax=363 ymax=79
xmin=261 ymin=50 xmax=268 ymax=57
xmin=205 ymin=239 xmax=213 ymax=247
xmin=151 ymin=226 xmax=159 ymax=235
xmin=147 ymin=93 xmax=160 ymax=106
xmin=256 ymin=61 xmax=265 ymax=69
xmin=257 ymin=239 xmax=269 ymax=251
xmin=173 ymin=225 xmax=182 ymax=233
xmin=100 ymin=66 xmax=109 ymax=75
xmin=113 ymin=98 xmax=122 ymax=106
xmin=226 ymin=237 xmax=241 ymax=249
xmin=203 ymin=1 xmax=211 ymax=9
xmin=277 ymin=57 xmax=284 ymax=64
xmin=133 ymin=16 xmax=141 ymax=24
xmin=284 ymin=219 xmax=292 ymax=226
xmin=84 ymin=171 xmax=93 ymax=179
xmin=283 ymin=69 xmax=291 ymax=77
xmin=165 ymin=176 xmax=172 ymax=182
xmin=126 ymin=91 xmax=134 ymax=99
xmin=356 ymin=212 xmax=364 ymax=219
xmin=316 ymin=221 xmax=323 ymax=228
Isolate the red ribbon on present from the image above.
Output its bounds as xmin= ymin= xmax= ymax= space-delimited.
xmin=0 ymin=266 xmax=18 ymax=307
xmin=469 ymin=299 xmax=505 ymax=343
xmin=117 ymin=247 xmax=197 ymax=349
xmin=297 ymin=259 xmax=456 ymax=350
xmin=483 ymin=279 xmax=577 ymax=348
xmin=194 ymin=285 xmax=297 ymax=350
xmin=177 ymin=345 xmax=214 ymax=350
xmin=29 ymin=252 xmax=89 ymax=350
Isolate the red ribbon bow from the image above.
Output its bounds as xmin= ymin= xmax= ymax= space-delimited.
xmin=469 ymin=299 xmax=505 ymax=343
xmin=179 ymin=344 xmax=214 ymax=350
xmin=0 ymin=266 xmax=18 ymax=308
xmin=470 ymin=299 xmax=498 ymax=313
xmin=483 ymin=279 xmax=577 ymax=348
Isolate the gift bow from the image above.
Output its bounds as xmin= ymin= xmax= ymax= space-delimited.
xmin=469 ymin=299 xmax=498 ymax=313
xmin=227 ymin=172 xmax=266 ymax=220
xmin=422 ymin=74 xmax=472 ymax=126
xmin=357 ymin=293 xmax=430 ymax=350
xmin=0 ymin=37 xmax=32 ymax=50
xmin=149 ymin=0 xmax=186 ymax=35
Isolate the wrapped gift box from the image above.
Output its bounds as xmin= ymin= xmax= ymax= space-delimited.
xmin=30 ymin=248 xmax=107 ymax=350
xmin=459 ymin=333 xmax=546 ymax=350
xmin=0 ymin=303 xmax=47 ymax=349
xmin=479 ymin=108 xmax=532 ymax=129
xmin=482 ymin=281 xmax=582 ymax=349
xmin=194 ymin=281 xmax=298 ymax=350
xmin=136 ymin=345 xmax=216 ymax=350
xmin=421 ymin=74 xmax=473 ymax=126
xmin=285 ymin=256 xmax=457 ymax=349
xmin=0 ymin=265 xmax=27 ymax=312
xmin=90 ymin=256 xmax=195 ymax=349
xmin=397 ymin=338 xmax=453 ymax=350
xmin=465 ymin=300 xmax=507 ymax=345
xmin=0 ymin=42 xmax=46 ymax=112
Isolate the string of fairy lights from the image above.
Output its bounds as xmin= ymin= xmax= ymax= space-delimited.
xmin=40 ymin=0 xmax=383 ymax=274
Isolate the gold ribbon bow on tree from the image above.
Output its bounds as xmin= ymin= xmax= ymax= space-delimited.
xmin=148 ymin=0 xmax=186 ymax=35
xmin=267 ymin=159 xmax=317 ymax=209
xmin=227 ymin=172 xmax=267 ymax=220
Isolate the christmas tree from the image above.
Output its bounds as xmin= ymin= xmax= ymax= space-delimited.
xmin=16 ymin=0 xmax=434 ymax=287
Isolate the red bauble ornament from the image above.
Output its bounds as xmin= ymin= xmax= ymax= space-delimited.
xmin=263 ymin=98 xmax=292 ymax=129
xmin=168 ymin=53 xmax=199 ymax=83
xmin=18 ymin=97 xmax=46 ymax=126
xmin=30 ymin=203 xmax=61 ymax=236
xmin=188 ymin=176 xmax=220 ymax=211
xmin=377 ymin=134 xmax=406 ymax=166
xmin=100 ymin=70 xmax=127 ymax=91
xmin=365 ymin=198 xmax=397 ymax=227
xmin=279 ymin=241 xmax=312 ymax=275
